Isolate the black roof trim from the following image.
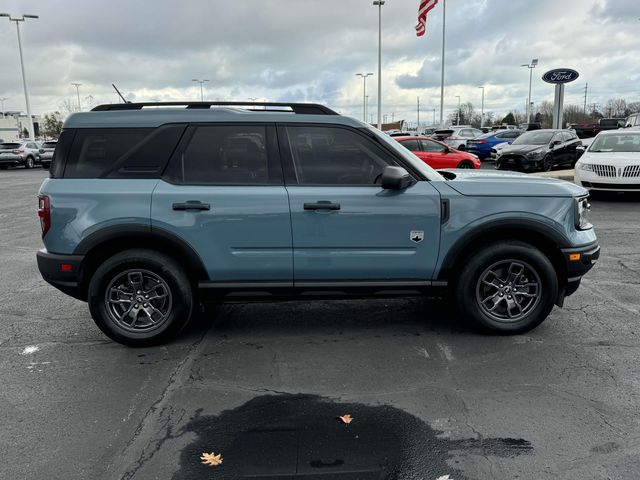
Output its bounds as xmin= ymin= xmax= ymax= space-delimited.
xmin=91 ymin=101 xmax=339 ymax=115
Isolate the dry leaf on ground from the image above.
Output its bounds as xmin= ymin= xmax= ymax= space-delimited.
xmin=200 ymin=452 xmax=223 ymax=466
xmin=337 ymin=414 xmax=353 ymax=424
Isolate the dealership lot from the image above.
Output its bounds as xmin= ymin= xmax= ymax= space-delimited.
xmin=1 ymin=168 xmax=639 ymax=479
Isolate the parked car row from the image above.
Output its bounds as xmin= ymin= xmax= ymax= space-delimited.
xmin=0 ymin=140 xmax=56 ymax=170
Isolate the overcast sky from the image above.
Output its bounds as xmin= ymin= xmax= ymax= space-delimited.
xmin=1 ymin=0 xmax=639 ymax=123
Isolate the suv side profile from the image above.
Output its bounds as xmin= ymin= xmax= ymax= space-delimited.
xmin=37 ymin=102 xmax=599 ymax=346
xmin=0 ymin=140 xmax=41 ymax=169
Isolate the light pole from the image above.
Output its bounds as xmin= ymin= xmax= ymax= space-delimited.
xmin=356 ymin=72 xmax=373 ymax=122
xmin=477 ymin=86 xmax=485 ymax=127
xmin=455 ymin=95 xmax=461 ymax=125
xmin=0 ymin=97 xmax=7 ymax=117
xmin=1 ymin=13 xmax=38 ymax=140
xmin=373 ymin=0 xmax=385 ymax=130
xmin=71 ymin=83 xmax=82 ymax=111
xmin=417 ymin=97 xmax=420 ymax=132
xmin=433 ymin=108 xmax=436 ymax=125
xmin=192 ymin=79 xmax=209 ymax=101
xmin=366 ymin=95 xmax=369 ymax=123
xmin=521 ymin=58 xmax=538 ymax=123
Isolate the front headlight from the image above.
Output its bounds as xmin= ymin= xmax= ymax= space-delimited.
xmin=576 ymin=163 xmax=593 ymax=171
xmin=575 ymin=196 xmax=592 ymax=230
xmin=527 ymin=150 xmax=545 ymax=160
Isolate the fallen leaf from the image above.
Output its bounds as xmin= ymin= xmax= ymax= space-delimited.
xmin=200 ymin=452 xmax=223 ymax=467
xmin=337 ymin=414 xmax=353 ymax=425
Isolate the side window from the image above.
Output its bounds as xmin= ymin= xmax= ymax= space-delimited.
xmin=64 ymin=128 xmax=151 ymax=178
xmin=285 ymin=125 xmax=397 ymax=185
xmin=460 ymin=129 xmax=473 ymax=137
xmin=561 ymin=132 xmax=573 ymax=142
xmin=495 ymin=132 xmax=508 ymax=139
xmin=422 ymin=139 xmax=447 ymax=153
xmin=399 ymin=139 xmax=421 ymax=152
xmin=167 ymin=125 xmax=270 ymax=185
xmin=505 ymin=131 xmax=520 ymax=139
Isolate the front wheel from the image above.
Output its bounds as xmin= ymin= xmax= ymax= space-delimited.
xmin=88 ymin=249 xmax=194 ymax=346
xmin=454 ymin=241 xmax=558 ymax=334
xmin=457 ymin=160 xmax=475 ymax=169
xmin=24 ymin=156 xmax=34 ymax=169
xmin=542 ymin=154 xmax=553 ymax=172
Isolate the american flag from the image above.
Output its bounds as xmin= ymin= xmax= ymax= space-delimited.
xmin=415 ymin=0 xmax=439 ymax=37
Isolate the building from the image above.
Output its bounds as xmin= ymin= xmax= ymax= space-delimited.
xmin=0 ymin=112 xmax=41 ymax=142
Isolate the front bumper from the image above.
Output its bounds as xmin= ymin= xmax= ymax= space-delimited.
xmin=560 ymin=241 xmax=600 ymax=299
xmin=36 ymin=249 xmax=86 ymax=301
xmin=496 ymin=154 xmax=542 ymax=172
xmin=575 ymin=169 xmax=640 ymax=191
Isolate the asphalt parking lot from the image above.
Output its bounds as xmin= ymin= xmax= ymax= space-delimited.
xmin=1 ymin=167 xmax=639 ymax=480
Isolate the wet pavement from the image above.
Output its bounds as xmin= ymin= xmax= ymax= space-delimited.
xmin=1 ymin=168 xmax=639 ymax=479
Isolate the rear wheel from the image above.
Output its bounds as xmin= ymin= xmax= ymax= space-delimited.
xmin=24 ymin=156 xmax=34 ymax=169
xmin=454 ymin=241 xmax=558 ymax=334
xmin=457 ymin=160 xmax=474 ymax=169
xmin=88 ymin=249 xmax=194 ymax=346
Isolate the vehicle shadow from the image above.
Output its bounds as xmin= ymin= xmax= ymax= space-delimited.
xmin=181 ymin=296 xmax=474 ymax=339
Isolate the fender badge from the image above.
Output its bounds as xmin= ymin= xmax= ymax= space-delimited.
xmin=410 ymin=230 xmax=424 ymax=243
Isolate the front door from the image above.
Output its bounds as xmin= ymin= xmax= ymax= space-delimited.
xmin=279 ymin=124 xmax=441 ymax=283
xmin=152 ymin=124 xmax=293 ymax=283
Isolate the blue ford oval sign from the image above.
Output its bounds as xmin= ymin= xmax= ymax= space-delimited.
xmin=542 ymin=68 xmax=579 ymax=84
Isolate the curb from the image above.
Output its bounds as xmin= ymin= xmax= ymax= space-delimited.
xmin=529 ymin=169 xmax=574 ymax=182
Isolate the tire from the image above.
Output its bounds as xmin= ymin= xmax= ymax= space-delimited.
xmin=454 ymin=241 xmax=558 ymax=334
xmin=457 ymin=160 xmax=474 ymax=169
xmin=24 ymin=156 xmax=34 ymax=169
xmin=542 ymin=155 xmax=553 ymax=172
xmin=457 ymin=144 xmax=466 ymax=151
xmin=88 ymin=249 xmax=194 ymax=346
xmin=42 ymin=163 xmax=50 ymax=170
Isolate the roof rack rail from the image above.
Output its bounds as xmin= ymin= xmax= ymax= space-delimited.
xmin=91 ymin=101 xmax=338 ymax=115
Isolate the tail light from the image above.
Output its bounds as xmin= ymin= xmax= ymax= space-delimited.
xmin=475 ymin=140 xmax=487 ymax=144
xmin=37 ymin=195 xmax=51 ymax=237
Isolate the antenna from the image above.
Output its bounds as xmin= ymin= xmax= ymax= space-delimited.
xmin=112 ymin=83 xmax=129 ymax=104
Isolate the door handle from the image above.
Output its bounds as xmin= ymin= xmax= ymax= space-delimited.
xmin=304 ymin=202 xmax=340 ymax=211
xmin=172 ymin=201 xmax=211 ymax=211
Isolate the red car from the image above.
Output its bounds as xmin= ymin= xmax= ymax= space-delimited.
xmin=394 ymin=136 xmax=480 ymax=169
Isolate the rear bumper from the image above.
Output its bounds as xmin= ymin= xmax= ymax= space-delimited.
xmin=36 ymin=249 xmax=86 ymax=301
xmin=0 ymin=155 xmax=21 ymax=165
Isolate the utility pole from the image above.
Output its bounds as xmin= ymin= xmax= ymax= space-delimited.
xmin=478 ymin=86 xmax=485 ymax=127
xmin=455 ymin=95 xmax=461 ymax=125
xmin=366 ymin=95 xmax=369 ymax=123
xmin=521 ymin=58 xmax=538 ymax=123
xmin=373 ymin=0 xmax=385 ymax=130
xmin=356 ymin=73 xmax=373 ymax=122
xmin=71 ymin=83 xmax=82 ymax=111
xmin=433 ymin=108 xmax=436 ymax=125
xmin=417 ymin=97 xmax=420 ymax=132
xmin=192 ymin=79 xmax=209 ymax=101
xmin=583 ymin=83 xmax=588 ymax=115
xmin=1 ymin=13 xmax=38 ymax=140
xmin=0 ymin=97 xmax=7 ymax=117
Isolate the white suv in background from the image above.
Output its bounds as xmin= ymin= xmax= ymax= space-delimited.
xmin=625 ymin=113 xmax=640 ymax=130
xmin=575 ymin=130 xmax=640 ymax=192
xmin=433 ymin=126 xmax=484 ymax=151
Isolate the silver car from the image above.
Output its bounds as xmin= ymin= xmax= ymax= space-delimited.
xmin=0 ymin=140 xmax=41 ymax=169
xmin=37 ymin=141 xmax=57 ymax=169
xmin=433 ymin=127 xmax=484 ymax=151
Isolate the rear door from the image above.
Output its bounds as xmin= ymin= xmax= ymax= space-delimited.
xmin=397 ymin=138 xmax=429 ymax=164
xmin=151 ymin=124 xmax=293 ymax=284
xmin=279 ymin=124 xmax=441 ymax=283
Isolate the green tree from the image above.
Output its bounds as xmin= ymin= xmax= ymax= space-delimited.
xmin=42 ymin=111 xmax=64 ymax=138
xmin=501 ymin=112 xmax=516 ymax=125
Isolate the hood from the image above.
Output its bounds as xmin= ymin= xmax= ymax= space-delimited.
xmin=579 ymin=151 xmax=640 ymax=166
xmin=500 ymin=144 xmax=547 ymax=155
xmin=437 ymin=169 xmax=587 ymax=197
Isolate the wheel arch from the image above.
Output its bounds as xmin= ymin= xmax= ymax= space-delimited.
xmin=74 ymin=225 xmax=208 ymax=297
xmin=438 ymin=219 xmax=569 ymax=289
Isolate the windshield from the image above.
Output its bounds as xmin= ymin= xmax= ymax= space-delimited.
xmin=589 ymin=133 xmax=640 ymax=152
xmin=511 ymin=131 xmax=554 ymax=145
xmin=366 ymin=125 xmax=444 ymax=181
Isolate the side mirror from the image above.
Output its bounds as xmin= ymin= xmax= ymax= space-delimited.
xmin=381 ymin=166 xmax=414 ymax=190
xmin=551 ymin=140 xmax=562 ymax=147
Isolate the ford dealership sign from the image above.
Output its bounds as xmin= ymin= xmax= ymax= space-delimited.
xmin=542 ymin=69 xmax=579 ymax=84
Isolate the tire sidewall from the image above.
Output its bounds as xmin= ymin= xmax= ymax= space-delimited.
xmin=25 ymin=156 xmax=34 ymax=169
xmin=456 ymin=242 xmax=558 ymax=334
xmin=88 ymin=250 xmax=193 ymax=346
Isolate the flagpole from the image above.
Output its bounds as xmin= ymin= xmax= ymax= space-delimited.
xmin=439 ymin=0 xmax=446 ymax=126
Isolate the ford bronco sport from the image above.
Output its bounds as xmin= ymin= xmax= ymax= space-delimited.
xmin=37 ymin=102 xmax=599 ymax=346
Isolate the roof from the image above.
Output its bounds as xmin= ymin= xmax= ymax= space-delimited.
xmin=64 ymin=102 xmax=365 ymax=129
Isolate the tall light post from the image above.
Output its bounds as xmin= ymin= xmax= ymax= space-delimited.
xmin=356 ymin=72 xmax=373 ymax=122
xmin=433 ymin=108 xmax=436 ymax=126
xmin=71 ymin=83 xmax=82 ymax=111
xmin=366 ymin=95 xmax=370 ymax=123
xmin=192 ymin=78 xmax=209 ymax=101
xmin=1 ymin=13 xmax=38 ymax=140
xmin=373 ymin=0 xmax=385 ymax=130
xmin=0 ymin=97 xmax=7 ymax=117
xmin=477 ymin=86 xmax=485 ymax=127
xmin=455 ymin=95 xmax=461 ymax=125
xmin=521 ymin=58 xmax=538 ymax=123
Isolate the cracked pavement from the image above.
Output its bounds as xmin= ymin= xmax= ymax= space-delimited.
xmin=1 ymin=169 xmax=639 ymax=479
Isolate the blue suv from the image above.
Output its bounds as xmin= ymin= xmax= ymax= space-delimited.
xmin=36 ymin=102 xmax=599 ymax=346
xmin=466 ymin=130 xmax=522 ymax=159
